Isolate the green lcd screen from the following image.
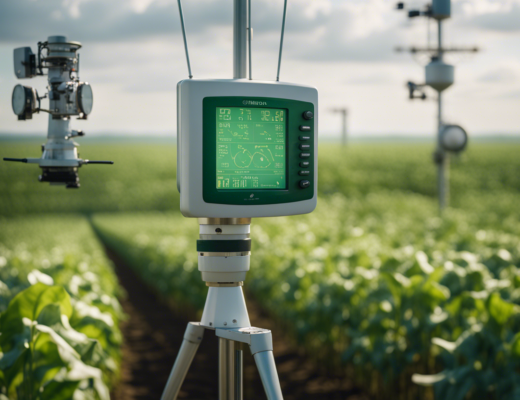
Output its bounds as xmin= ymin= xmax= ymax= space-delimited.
xmin=216 ymin=107 xmax=287 ymax=190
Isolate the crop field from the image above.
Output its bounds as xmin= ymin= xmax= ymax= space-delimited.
xmin=1 ymin=141 xmax=520 ymax=400
xmin=0 ymin=216 xmax=123 ymax=399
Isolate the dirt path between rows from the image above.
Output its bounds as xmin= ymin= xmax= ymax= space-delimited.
xmin=106 ymin=247 xmax=369 ymax=400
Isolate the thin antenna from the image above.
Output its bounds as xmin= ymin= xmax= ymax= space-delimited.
xmin=177 ymin=0 xmax=193 ymax=79
xmin=248 ymin=0 xmax=252 ymax=80
xmin=276 ymin=0 xmax=288 ymax=82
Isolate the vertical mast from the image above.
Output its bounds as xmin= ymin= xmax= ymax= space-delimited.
xmin=233 ymin=0 xmax=247 ymax=79
xmin=436 ymin=19 xmax=449 ymax=211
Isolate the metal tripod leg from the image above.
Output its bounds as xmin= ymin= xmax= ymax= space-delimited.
xmin=254 ymin=350 xmax=283 ymax=400
xmin=217 ymin=327 xmax=283 ymax=400
xmin=161 ymin=322 xmax=205 ymax=400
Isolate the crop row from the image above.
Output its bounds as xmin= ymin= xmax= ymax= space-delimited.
xmin=0 ymin=216 xmax=123 ymax=400
xmin=91 ymin=191 xmax=520 ymax=400
xmin=1 ymin=143 xmax=519 ymax=219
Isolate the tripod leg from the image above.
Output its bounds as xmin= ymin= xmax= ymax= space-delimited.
xmin=161 ymin=322 xmax=205 ymax=400
xmin=253 ymin=350 xmax=284 ymax=400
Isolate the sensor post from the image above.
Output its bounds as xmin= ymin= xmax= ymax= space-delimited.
xmin=5 ymin=35 xmax=112 ymax=188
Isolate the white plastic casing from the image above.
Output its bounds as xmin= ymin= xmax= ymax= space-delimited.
xmin=177 ymin=79 xmax=318 ymax=218
xmin=425 ymin=60 xmax=454 ymax=92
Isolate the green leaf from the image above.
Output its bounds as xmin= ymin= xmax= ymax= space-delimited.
xmin=33 ymin=338 xmax=68 ymax=387
xmin=0 ymin=329 xmax=30 ymax=370
xmin=488 ymin=292 xmax=516 ymax=325
xmin=35 ymin=325 xmax=80 ymax=365
xmin=76 ymin=339 xmax=105 ymax=366
xmin=0 ymin=284 xmax=72 ymax=348
xmin=40 ymin=380 xmax=79 ymax=400
xmin=511 ymin=332 xmax=520 ymax=358
xmin=444 ymin=369 xmax=475 ymax=400
xmin=37 ymin=303 xmax=63 ymax=327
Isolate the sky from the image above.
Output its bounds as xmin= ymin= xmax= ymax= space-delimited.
xmin=0 ymin=0 xmax=519 ymax=138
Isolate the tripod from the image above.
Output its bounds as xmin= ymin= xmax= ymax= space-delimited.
xmin=161 ymin=218 xmax=284 ymax=400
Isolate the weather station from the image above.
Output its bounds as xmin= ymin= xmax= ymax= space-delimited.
xmin=3 ymin=35 xmax=112 ymax=188
xmin=396 ymin=0 xmax=477 ymax=210
xmin=163 ymin=1 xmax=317 ymax=399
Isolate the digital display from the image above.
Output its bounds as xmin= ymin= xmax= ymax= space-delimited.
xmin=216 ymin=107 xmax=287 ymax=190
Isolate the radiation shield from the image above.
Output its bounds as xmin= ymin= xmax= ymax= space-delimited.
xmin=177 ymin=79 xmax=318 ymax=218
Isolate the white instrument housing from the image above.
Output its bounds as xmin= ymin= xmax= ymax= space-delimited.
xmin=177 ymin=79 xmax=318 ymax=218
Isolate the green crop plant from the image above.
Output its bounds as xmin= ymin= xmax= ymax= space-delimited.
xmin=2 ymin=141 xmax=519 ymax=400
xmin=91 ymin=187 xmax=520 ymax=400
xmin=0 ymin=216 xmax=123 ymax=398
xmin=0 ymin=284 xmax=111 ymax=400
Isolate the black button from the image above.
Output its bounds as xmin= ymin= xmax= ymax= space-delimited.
xmin=299 ymin=170 xmax=310 ymax=176
xmin=299 ymin=144 xmax=310 ymax=150
xmin=302 ymin=111 xmax=314 ymax=120
xmin=299 ymin=135 xmax=310 ymax=141
xmin=299 ymin=180 xmax=311 ymax=188
xmin=300 ymin=161 xmax=309 ymax=167
xmin=300 ymin=153 xmax=310 ymax=158
xmin=299 ymin=125 xmax=311 ymax=132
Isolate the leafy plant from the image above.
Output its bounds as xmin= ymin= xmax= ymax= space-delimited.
xmin=413 ymin=294 xmax=520 ymax=400
xmin=0 ymin=283 xmax=109 ymax=400
xmin=91 ymin=189 xmax=520 ymax=400
xmin=0 ymin=216 xmax=123 ymax=398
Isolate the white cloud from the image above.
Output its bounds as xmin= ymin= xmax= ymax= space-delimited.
xmin=457 ymin=0 xmax=520 ymax=31
xmin=478 ymin=67 xmax=519 ymax=83
xmin=0 ymin=0 xmax=519 ymax=136
xmin=130 ymin=0 xmax=157 ymax=14
xmin=62 ymin=0 xmax=90 ymax=19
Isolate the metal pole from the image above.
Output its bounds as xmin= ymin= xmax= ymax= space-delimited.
xmin=436 ymin=19 xmax=448 ymax=211
xmin=248 ymin=0 xmax=252 ymax=80
xmin=276 ymin=0 xmax=288 ymax=82
xmin=437 ymin=92 xmax=448 ymax=211
xmin=342 ymin=109 xmax=347 ymax=147
xmin=219 ymin=338 xmax=243 ymax=400
xmin=233 ymin=0 xmax=247 ymax=79
xmin=220 ymin=5 xmax=248 ymax=398
xmin=235 ymin=345 xmax=243 ymax=399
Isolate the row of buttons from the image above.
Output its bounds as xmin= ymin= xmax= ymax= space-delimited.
xmin=299 ymin=111 xmax=313 ymax=188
